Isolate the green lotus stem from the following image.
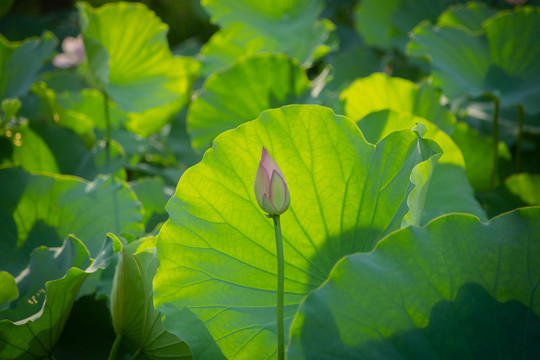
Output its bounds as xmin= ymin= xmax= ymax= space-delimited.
xmin=273 ymin=215 xmax=285 ymax=360
xmin=130 ymin=348 xmax=141 ymax=360
xmin=489 ymin=97 xmax=500 ymax=192
xmin=103 ymin=90 xmax=112 ymax=161
xmin=516 ymin=105 xmax=524 ymax=171
xmin=49 ymin=355 xmax=57 ymax=360
xmin=108 ymin=334 xmax=122 ymax=360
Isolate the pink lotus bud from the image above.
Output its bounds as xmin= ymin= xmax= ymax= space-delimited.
xmin=254 ymin=147 xmax=290 ymax=216
xmin=52 ymin=35 xmax=86 ymax=68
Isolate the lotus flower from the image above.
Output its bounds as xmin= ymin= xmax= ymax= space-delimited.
xmin=254 ymin=147 xmax=290 ymax=216
xmin=52 ymin=35 xmax=86 ymax=68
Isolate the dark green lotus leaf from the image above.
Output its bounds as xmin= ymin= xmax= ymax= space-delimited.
xmin=187 ymin=54 xmax=310 ymax=151
xmin=357 ymin=109 xmax=486 ymax=224
xmin=437 ymin=2 xmax=495 ymax=32
xmin=154 ymin=105 xmax=441 ymax=359
xmin=78 ymin=1 xmax=199 ymax=135
xmin=111 ymin=235 xmax=191 ymax=359
xmin=0 ymin=235 xmax=114 ymax=359
xmin=131 ymin=177 xmax=168 ymax=232
xmin=505 ymin=173 xmax=540 ymax=205
xmin=451 ymin=121 xmax=511 ymax=192
xmin=0 ymin=272 xmax=17 ymax=311
xmin=408 ymin=7 xmax=540 ymax=114
xmin=0 ymin=32 xmax=56 ymax=100
xmin=0 ymin=167 xmax=143 ymax=275
xmin=288 ymin=207 xmax=540 ymax=359
xmin=200 ymin=0 xmax=333 ymax=74
xmin=354 ymin=0 xmax=463 ymax=52
xmin=341 ymin=73 xmax=455 ymax=134
xmin=11 ymin=122 xmax=59 ymax=174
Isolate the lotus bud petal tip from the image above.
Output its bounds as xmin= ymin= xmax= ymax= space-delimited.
xmin=254 ymin=147 xmax=290 ymax=216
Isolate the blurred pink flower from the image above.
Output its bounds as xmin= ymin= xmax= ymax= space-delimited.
xmin=52 ymin=35 xmax=86 ymax=68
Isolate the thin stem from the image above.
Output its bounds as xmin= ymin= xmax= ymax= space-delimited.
xmin=516 ymin=105 xmax=524 ymax=171
xmin=489 ymin=97 xmax=500 ymax=192
xmin=103 ymin=90 xmax=112 ymax=161
xmin=273 ymin=215 xmax=284 ymax=360
xmin=108 ymin=334 xmax=122 ymax=360
xmin=49 ymin=355 xmax=57 ymax=360
xmin=130 ymin=348 xmax=142 ymax=360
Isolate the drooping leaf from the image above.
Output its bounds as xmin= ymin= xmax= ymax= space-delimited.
xmin=341 ymin=73 xmax=456 ymax=134
xmin=288 ymin=207 xmax=540 ymax=359
xmin=437 ymin=2 xmax=496 ymax=32
xmin=451 ymin=121 xmax=511 ymax=191
xmin=0 ymin=167 xmax=143 ymax=275
xmin=154 ymin=105 xmax=441 ymax=359
xmin=356 ymin=109 xmax=486 ymax=224
xmin=0 ymin=32 xmax=56 ymax=100
xmin=199 ymin=0 xmax=333 ymax=74
xmin=407 ymin=7 xmax=540 ymax=114
xmin=187 ymin=54 xmax=310 ymax=151
xmin=0 ymin=235 xmax=115 ymax=360
xmin=111 ymin=236 xmax=191 ymax=359
xmin=354 ymin=0 xmax=463 ymax=52
xmin=505 ymin=173 xmax=540 ymax=205
xmin=78 ymin=1 xmax=199 ymax=134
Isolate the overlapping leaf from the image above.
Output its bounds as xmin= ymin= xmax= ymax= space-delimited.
xmin=408 ymin=7 xmax=540 ymax=114
xmin=288 ymin=207 xmax=540 ymax=359
xmin=187 ymin=54 xmax=310 ymax=151
xmin=154 ymin=105 xmax=441 ymax=359
xmin=356 ymin=110 xmax=486 ymax=223
xmin=200 ymin=0 xmax=333 ymax=74
xmin=341 ymin=72 xmax=456 ymax=134
xmin=0 ymin=236 xmax=114 ymax=359
xmin=0 ymin=167 xmax=143 ymax=275
xmin=78 ymin=1 xmax=199 ymax=135
xmin=354 ymin=0 xmax=463 ymax=52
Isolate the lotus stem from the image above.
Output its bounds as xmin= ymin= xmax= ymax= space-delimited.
xmin=130 ymin=348 xmax=141 ymax=360
xmin=273 ymin=215 xmax=285 ymax=360
xmin=489 ymin=97 xmax=500 ymax=192
xmin=516 ymin=105 xmax=524 ymax=171
xmin=108 ymin=334 xmax=122 ymax=360
xmin=103 ymin=90 xmax=111 ymax=161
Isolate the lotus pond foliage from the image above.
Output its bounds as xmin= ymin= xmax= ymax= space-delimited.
xmin=0 ymin=0 xmax=539 ymax=359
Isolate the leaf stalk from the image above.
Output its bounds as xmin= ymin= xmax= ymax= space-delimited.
xmin=272 ymin=215 xmax=285 ymax=360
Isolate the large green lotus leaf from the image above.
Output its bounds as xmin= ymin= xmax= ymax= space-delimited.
xmin=341 ymin=73 xmax=455 ymax=134
xmin=354 ymin=0 xmax=462 ymax=52
xmin=357 ymin=110 xmax=486 ymax=224
xmin=0 ymin=235 xmax=115 ymax=359
xmin=78 ymin=2 xmax=199 ymax=130
xmin=437 ymin=2 xmax=495 ymax=32
xmin=154 ymin=105 xmax=441 ymax=360
xmin=111 ymin=236 xmax=191 ymax=359
xmin=451 ymin=121 xmax=511 ymax=192
xmin=408 ymin=7 xmax=540 ymax=114
xmin=187 ymin=54 xmax=310 ymax=151
xmin=200 ymin=0 xmax=332 ymax=74
xmin=0 ymin=32 xmax=56 ymax=100
xmin=288 ymin=207 xmax=540 ymax=359
xmin=0 ymin=167 xmax=143 ymax=275
xmin=505 ymin=173 xmax=540 ymax=205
